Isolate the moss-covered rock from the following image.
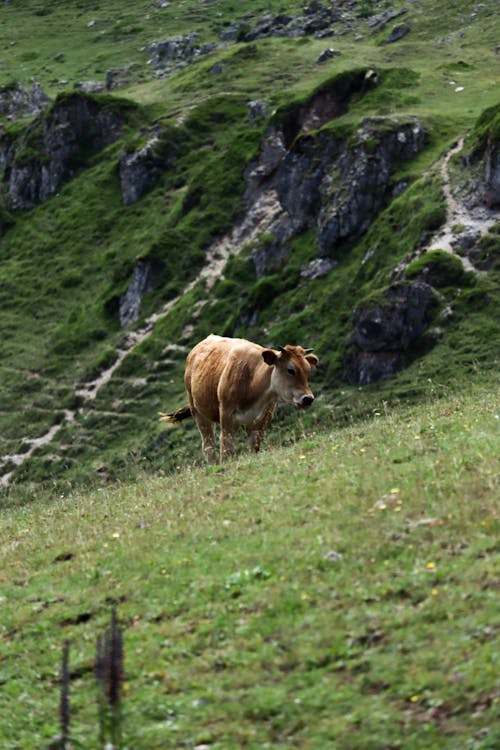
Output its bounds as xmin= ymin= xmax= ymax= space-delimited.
xmin=405 ymin=249 xmax=475 ymax=288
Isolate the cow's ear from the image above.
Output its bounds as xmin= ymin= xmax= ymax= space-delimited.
xmin=305 ymin=353 xmax=319 ymax=370
xmin=262 ymin=349 xmax=278 ymax=366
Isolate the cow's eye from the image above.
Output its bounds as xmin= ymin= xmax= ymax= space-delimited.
xmin=287 ymin=366 xmax=296 ymax=376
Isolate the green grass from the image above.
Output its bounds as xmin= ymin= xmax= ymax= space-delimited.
xmin=0 ymin=384 xmax=498 ymax=748
xmin=0 ymin=5 xmax=499 ymax=744
xmin=0 ymin=1 xmax=499 ymax=487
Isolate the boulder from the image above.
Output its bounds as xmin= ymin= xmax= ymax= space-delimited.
xmin=352 ymin=282 xmax=433 ymax=352
xmin=344 ymin=281 xmax=433 ymax=385
xmin=263 ymin=116 xmax=424 ymax=258
xmin=386 ymin=23 xmax=411 ymax=44
xmin=317 ymin=48 xmax=338 ymax=64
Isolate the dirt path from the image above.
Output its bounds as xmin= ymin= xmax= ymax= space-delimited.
xmin=427 ymin=137 xmax=497 ymax=270
xmin=0 ymin=410 xmax=75 ymax=488
xmin=0 ymin=191 xmax=284 ymax=487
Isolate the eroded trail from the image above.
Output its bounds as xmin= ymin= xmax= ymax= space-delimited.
xmin=0 ymin=191 xmax=284 ymax=487
xmin=427 ymin=137 xmax=497 ymax=270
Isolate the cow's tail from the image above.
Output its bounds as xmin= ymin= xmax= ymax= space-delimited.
xmin=159 ymin=405 xmax=192 ymax=425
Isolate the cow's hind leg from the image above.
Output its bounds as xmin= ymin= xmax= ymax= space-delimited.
xmin=220 ymin=411 xmax=238 ymax=461
xmin=246 ymin=428 xmax=264 ymax=453
xmin=192 ymin=410 xmax=217 ymax=463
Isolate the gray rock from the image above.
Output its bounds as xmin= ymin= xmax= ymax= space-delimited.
xmin=300 ymin=258 xmax=337 ymax=279
xmin=317 ymin=48 xmax=338 ymax=64
xmin=366 ymin=8 xmax=408 ymax=31
xmin=252 ymin=218 xmax=294 ymax=278
xmin=352 ymin=282 xmax=432 ymax=352
xmin=149 ymin=33 xmax=199 ymax=67
xmin=344 ymin=350 xmax=402 ymax=386
xmin=324 ymin=549 xmax=343 ymax=562
xmin=316 ymin=120 xmax=425 ymax=257
xmin=244 ymin=77 xmax=424 ymax=285
xmin=247 ymin=99 xmax=267 ymax=125
xmin=119 ymin=259 xmax=155 ymax=327
xmin=386 ymin=23 xmax=411 ymax=44
xmin=120 ymin=137 xmax=161 ymax=206
xmin=148 ymin=34 xmax=216 ymax=74
xmin=119 ymin=128 xmax=177 ymax=205
xmin=0 ymin=82 xmax=49 ymax=119
xmin=220 ymin=23 xmax=248 ymax=42
xmin=244 ymin=131 xmax=287 ymax=194
xmin=315 ymin=29 xmax=335 ymax=39
xmin=209 ymin=62 xmax=224 ymax=75
xmin=105 ymin=66 xmax=134 ymax=90
xmin=74 ymin=80 xmax=105 ymax=93
xmin=484 ymin=140 xmax=500 ymax=206
xmin=451 ymin=228 xmax=481 ymax=250
xmin=344 ymin=281 xmax=433 ymax=385
xmin=226 ymin=0 xmax=350 ymax=44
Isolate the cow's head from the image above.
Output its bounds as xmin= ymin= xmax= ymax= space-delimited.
xmin=262 ymin=345 xmax=318 ymax=408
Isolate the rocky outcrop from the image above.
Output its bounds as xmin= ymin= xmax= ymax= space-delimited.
xmin=344 ymin=281 xmax=433 ymax=385
xmin=119 ymin=129 xmax=177 ymax=205
xmin=245 ymin=70 xmax=425 ymax=277
xmin=483 ymin=140 xmax=500 ymax=207
xmin=463 ymin=106 xmax=500 ymax=208
xmin=1 ymin=93 xmax=128 ymax=210
xmin=228 ymin=1 xmax=358 ymax=43
xmin=119 ymin=259 xmax=156 ymax=327
xmin=0 ymin=82 xmax=49 ymax=120
xmin=148 ymin=34 xmax=217 ymax=76
xmin=315 ymin=118 xmax=425 ymax=257
xmin=366 ymin=8 xmax=408 ymax=33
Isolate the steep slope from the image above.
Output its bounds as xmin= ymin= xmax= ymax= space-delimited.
xmin=0 ymin=0 xmax=499 ymax=491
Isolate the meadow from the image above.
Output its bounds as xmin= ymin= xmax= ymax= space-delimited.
xmin=0 ymin=383 xmax=498 ymax=748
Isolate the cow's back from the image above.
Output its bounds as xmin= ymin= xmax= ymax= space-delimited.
xmin=185 ymin=335 xmax=264 ymax=423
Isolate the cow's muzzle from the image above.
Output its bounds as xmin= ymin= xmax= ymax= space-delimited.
xmin=297 ymin=394 xmax=314 ymax=408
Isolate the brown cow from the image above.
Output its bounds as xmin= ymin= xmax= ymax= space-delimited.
xmin=161 ymin=334 xmax=318 ymax=462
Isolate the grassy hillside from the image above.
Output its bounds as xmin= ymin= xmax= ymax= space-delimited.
xmin=0 ymin=7 xmax=498 ymax=746
xmin=0 ymin=384 xmax=498 ymax=748
xmin=0 ymin=0 xmax=499 ymax=491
